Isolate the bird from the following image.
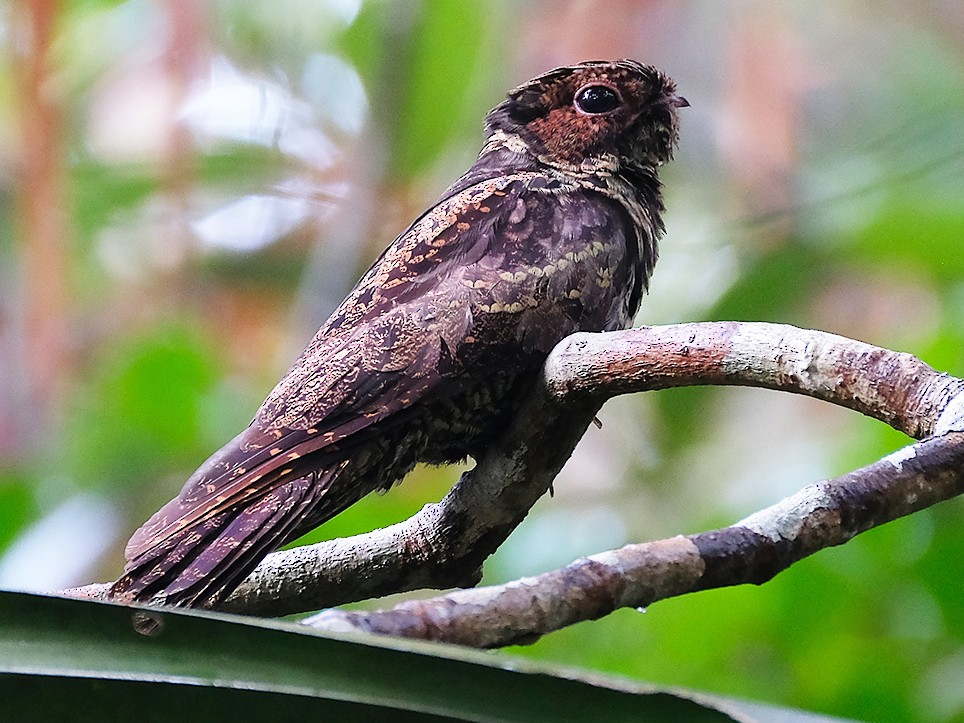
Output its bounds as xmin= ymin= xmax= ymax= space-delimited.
xmin=108 ymin=59 xmax=687 ymax=609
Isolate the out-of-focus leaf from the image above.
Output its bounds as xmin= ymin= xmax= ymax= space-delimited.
xmin=381 ymin=3 xmax=502 ymax=178
xmin=0 ymin=475 xmax=34 ymax=551
xmin=709 ymin=242 xmax=826 ymax=324
xmin=652 ymin=385 xmax=720 ymax=456
xmin=335 ymin=0 xmax=390 ymax=87
xmin=918 ymin=503 xmax=964 ymax=639
xmin=71 ymin=160 xmax=157 ymax=245
xmin=391 ymin=3 xmax=485 ymax=175
xmin=849 ymin=200 xmax=964 ymax=282
xmin=65 ymin=325 xmax=221 ymax=492
xmin=0 ymin=589 xmax=812 ymax=722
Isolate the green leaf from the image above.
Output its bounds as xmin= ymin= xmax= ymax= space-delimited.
xmin=0 ymin=590 xmax=841 ymax=722
xmin=0 ymin=474 xmax=34 ymax=551
xmin=65 ymin=324 xmax=221 ymax=492
xmin=378 ymin=3 xmax=505 ymax=178
xmin=850 ymin=199 xmax=964 ymax=282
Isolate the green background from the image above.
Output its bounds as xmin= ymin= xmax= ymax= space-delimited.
xmin=0 ymin=1 xmax=961 ymax=721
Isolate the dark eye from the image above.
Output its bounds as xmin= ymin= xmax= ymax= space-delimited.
xmin=574 ymin=85 xmax=621 ymax=114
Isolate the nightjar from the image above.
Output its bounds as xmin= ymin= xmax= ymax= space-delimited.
xmin=109 ymin=59 xmax=687 ymax=609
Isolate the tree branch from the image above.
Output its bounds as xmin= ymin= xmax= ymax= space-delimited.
xmin=64 ymin=322 xmax=964 ymax=627
xmin=305 ymin=431 xmax=964 ymax=646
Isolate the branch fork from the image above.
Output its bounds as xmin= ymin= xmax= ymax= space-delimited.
xmin=63 ymin=322 xmax=964 ymax=648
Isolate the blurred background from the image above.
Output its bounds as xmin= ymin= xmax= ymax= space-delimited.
xmin=1 ymin=0 xmax=962 ymax=720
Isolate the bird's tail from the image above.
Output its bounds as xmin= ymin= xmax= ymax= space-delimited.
xmin=109 ymin=471 xmax=327 ymax=609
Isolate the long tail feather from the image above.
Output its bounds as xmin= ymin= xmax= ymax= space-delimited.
xmin=109 ymin=470 xmax=331 ymax=608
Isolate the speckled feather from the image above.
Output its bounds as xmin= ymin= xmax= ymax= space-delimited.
xmin=109 ymin=59 xmax=685 ymax=608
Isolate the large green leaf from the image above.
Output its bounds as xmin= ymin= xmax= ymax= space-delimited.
xmin=0 ymin=591 xmax=846 ymax=721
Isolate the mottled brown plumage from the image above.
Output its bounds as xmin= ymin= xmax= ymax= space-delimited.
xmin=109 ymin=59 xmax=686 ymax=608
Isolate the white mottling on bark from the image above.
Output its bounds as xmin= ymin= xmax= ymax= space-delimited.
xmin=724 ymin=324 xmax=843 ymax=385
xmin=302 ymin=609 xmax=362 ymax=633
xmin=934 ymin=393 xmax=964 ymax=435
xmin=737 ymin=485 xmax=834 ymax=543
xmin=541 ymin=331 xmax=603 ymax=394
xmin=587 ymin=548 xmax=625 ymax=570
xmin=882 ymin=444 xmax=918 ymax=472
xmin=441 ymin=577 xmax=539 ymax=608
xmin=722 ymin=324 xmax=788 ymax=382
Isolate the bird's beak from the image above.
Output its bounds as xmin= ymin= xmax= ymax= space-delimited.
xmin=668 ymin=94 xmax=690 ymax=108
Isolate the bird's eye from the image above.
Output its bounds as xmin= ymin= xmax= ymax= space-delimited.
xmin=574 ymin=85 xmax=621 ymax=114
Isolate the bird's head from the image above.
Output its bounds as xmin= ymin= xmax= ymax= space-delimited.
xmin=485 ymin=59 xmax=687 ymax=173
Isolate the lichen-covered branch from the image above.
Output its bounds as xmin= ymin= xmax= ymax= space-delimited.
xmin=63 ymin=322 xmax=964 ymax=622
xmin=305 ymin=431 xmax=964 ymax=646
xmin=542 ymin=322 xmax=964 ymax=438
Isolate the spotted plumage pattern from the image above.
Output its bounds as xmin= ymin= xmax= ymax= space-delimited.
xmin=109 ymin=59 xmax=687 ymax=608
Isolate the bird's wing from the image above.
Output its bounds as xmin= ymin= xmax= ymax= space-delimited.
xmin=122 ymin=173 xmax=519 ymax=560
xmin=118 ymin=172 xmax=640 ymax=596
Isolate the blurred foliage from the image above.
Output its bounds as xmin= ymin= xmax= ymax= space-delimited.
xmin=0 ymin=1 xmax=962 ymax=721
xmin=65 ymin=324 xmax=220 ymax=491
